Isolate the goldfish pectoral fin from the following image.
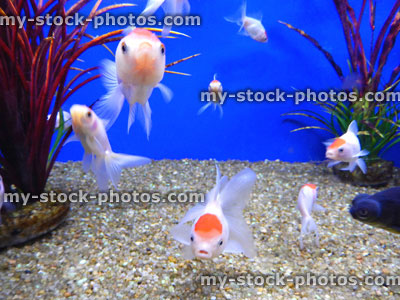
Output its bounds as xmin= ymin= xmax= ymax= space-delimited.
xmin=142 ymin=0 xmax=165 ymax=16
xmin=341 ymin=161 xmax=357 ymax=172
xmin=82 ymin=152 xmax=93 ymax=172
xmin=64 ymin=134 xmax=80 ymax=145
xmin=226 ymin=215 xmax=257 ymax=258
xmin=347 ymin=120 xmax=359 ymax=135
xmin=218 ymin=105 xmax=224 ymax=118
xmin=302 ymin=216 xmax=317 ymax=235
xmin=356 ymin=158 xmax=367 ymax=174
xmin=312 ymin=203 xmax=326 ymax=213
xmin=170 ymin=223 xmax=192 ymax=245
xmin=353 ymin=149 xmax=369 ymax=157
xmin=182 ymin=246 xmax=195 ymax=260
xmin=156 ymin=83 xmax=173 ymax=102
xmin=197 ymin=103 xmax=212 ymax=115
xmin=327 ymin=160 xmax=341 ymax=168
xmin=219 ymin=168 xmax=257 ymax=215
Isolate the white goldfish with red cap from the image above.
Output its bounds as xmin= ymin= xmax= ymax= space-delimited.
xmin=225 ymin=1 xmax=268 ymax=43
xmin=69 ymin=105 xmax=151 ymax=191
xmin=170 ymin=165 xmax=257 ymax=259
xmin=324 ymin=120 xmax=369 ymax=174
xmin=297 ymin=184 xmax=325 ymax=250
xmin=198 ymin=74 xmax=224 ymax=118
xmin=95 ymin=27 xmax=172 ymax=139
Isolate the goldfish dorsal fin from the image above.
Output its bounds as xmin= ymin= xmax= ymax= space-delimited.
xmin=347 ymin=120 xmax=358 ymax=135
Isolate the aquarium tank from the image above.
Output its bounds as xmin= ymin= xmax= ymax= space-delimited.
xmin=0 ymin=0 xmax=400 ymax=299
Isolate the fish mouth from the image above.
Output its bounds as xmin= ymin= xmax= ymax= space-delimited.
xmin=196 ymin=250 xmax=212 ymax=259
xmin=325 ymin=151 xmax=334 ymax=159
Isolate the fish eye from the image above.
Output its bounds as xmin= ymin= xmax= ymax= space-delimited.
xmin=121 ymin=42 xmax=127 ymax=53
xmin=160 ymin=44 xmax=165 ymax=55
xmin=87 ymin=111 xmax=92 ymax=118
xmin=190 ymin=235 xmax=194 ymax=242
xmin=338 ymin=148 xmax=344 ymax=153
xmin=219 ymin=240 xmax=223 ymax=246
xmin=357 ymin=208 xmax=369 ymax=219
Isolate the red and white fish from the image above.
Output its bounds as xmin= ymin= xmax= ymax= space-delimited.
xmin=225 ymin=1 xmax=267 ymax=43
xmin=297 ymin=184 xmax=325 ymax=250
xmin=95 ymin=27 xmax=172 ymax=139
xmin=142 ymin=0 xmax=190 ymax=36
xmin=324 ymin=120 xmax=369 ymax=174
xmin=171 ymin=165 xmax=257 ymax=259
xmin=0 ymin=175 xmax=4 ymax=224
xmin=69 ymin=105 xmax=151 ymax=191
xmin=198 ymin=74 xmax=224 ymax=118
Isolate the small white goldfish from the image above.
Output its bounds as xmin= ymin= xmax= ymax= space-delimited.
xmin=171 ymin=165 xmax=256 ymax=259
xmin=324 ymin=120 xmax=369 ymax=174
xmin=225 ymin=1 xmax=267 ymax=43
xmin=198 ymin=74 xmax=224 ymax=118
xmin=95 ymin=27 xmax=172 ymax=139
xmin=297 ymin=184 xmax=325 ymax=250
xmin=0 ymin=175 xmax=4 ymax=224
xmin=142 ymin=0 xmax=190 ymax=36
xmin=69 ymin=105 xmax=151 ymax=191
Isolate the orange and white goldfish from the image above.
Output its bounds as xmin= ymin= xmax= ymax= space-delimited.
xmin=324 ymin=120 xmax=369 ymax=174
xmin=95 ymin=27 xmax=172 ymax=139
xmin=69 ymin=105 xmax=151 ymax=191
xmin=47 ymin=111 xmax=71 ymax=129
xmin=171 ymin=165 xmax=256 ymax=259
xmin=297 ymin=184 xmax=325 ymax=250
xmin=0 ymin=175 xmax=4 ymax=224
xmin=142 ymin=0 xmax=190 ymax=36
xmin=225 ymin=1 xmax=267 ymax=43
xmin=198 ymin=74 xmax=224 ymax=118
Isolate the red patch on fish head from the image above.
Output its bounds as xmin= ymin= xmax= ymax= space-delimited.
xmin=194 ymin=213 xmax=222 ymax=239
xmin=328 ymin=138 xmax=346 ymax=149
xmin=130 ymin=28 xmax=159 ymax=42
xmin=303 ymin=183 xmax=317 ymax=190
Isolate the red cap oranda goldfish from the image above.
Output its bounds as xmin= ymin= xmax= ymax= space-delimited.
xmin=142 ymin=0 xmax=190 ymax=36
xmin=324 ymin=120 xmax=369 ymax=174
xmin=198 ymin=74 xmax=224 ymax=118
xmin=94 ymin=27 xmax=172 ymax=139
xmin=170 ymin=165 xmax=257 ymax=259
xmin=297 ymin=184 xmax=325 ymax=250
xmin=225 ymin=1 xmax=268 ymax=43
xmin=69 ymin=105 xmax=151 ymax=191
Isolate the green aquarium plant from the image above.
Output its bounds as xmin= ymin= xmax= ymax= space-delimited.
xmin=280 ymin=0 xmax=400 ymax=165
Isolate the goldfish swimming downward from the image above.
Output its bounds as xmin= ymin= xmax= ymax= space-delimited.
xmin=170 ymin=165 xmax=257 ymax=259
xmin=350 ymin=187 xmax=400 ymax=234
xmin=297 ymin=184 xmax=325 ymax=250
xmin=198 ymin=74 xmax=224 ymax=118
xmin=142 ymin=0 xmax=190 ymax=36
xmin=225 ymin=1 xmax=268 ymax=43
xmin=69 ymin=105 xmax=151 ymax=191
xmin=324 ymin=120 xmax=369 ymax=174
xmin=94 ymin=27 xmax=172 ymax=139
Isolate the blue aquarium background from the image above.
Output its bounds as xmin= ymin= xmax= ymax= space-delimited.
xmin=59 ymin=0 xmax=400 ymax=166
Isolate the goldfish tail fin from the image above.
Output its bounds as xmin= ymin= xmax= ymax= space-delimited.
xmin=142 ymin=0 xmax=165 ymax=16
xmin=224 ymin=1 xmax=246 ymax=29
xmin=104 ymin=151 xmax=151 ymax=189
xmin=224 ymin=215 xmax=257 ymax=258
xmin=347 ymin=120 xmax=358 ymax=135
xmin=356 ymin=158 xmax=367 ymax=174
xmin=95 ymin=59 xmax=125 ymax=131
xmin=197 ymin=103 xmax=212 ymax=115
xmin=220 ymin=168 xmax=257 ymax=215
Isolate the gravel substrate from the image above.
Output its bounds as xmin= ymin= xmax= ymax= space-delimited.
xmin=1 ymin=159 xmax=400 ymax=300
